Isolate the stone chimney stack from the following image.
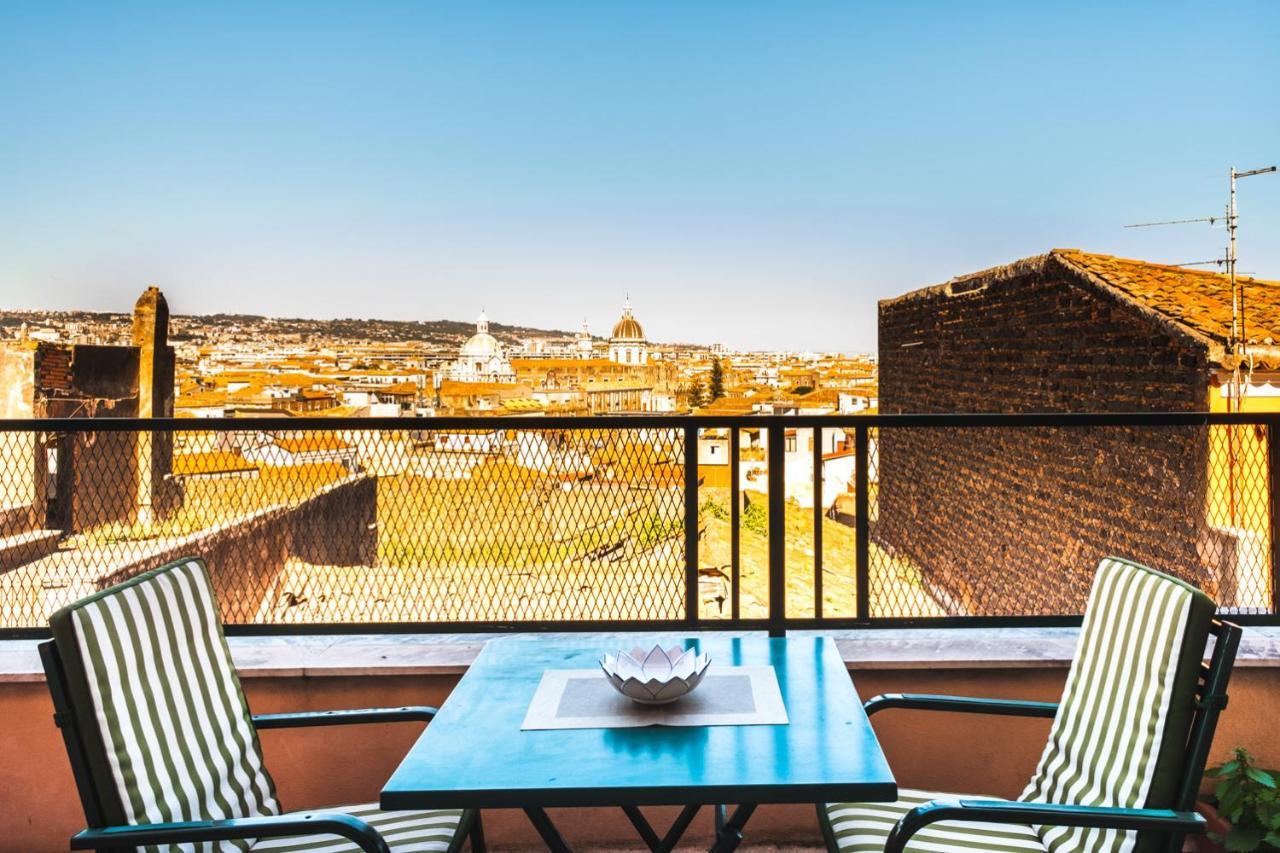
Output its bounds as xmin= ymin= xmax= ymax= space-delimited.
xmin=132 ymin=286 xmax=171 ymax=418
xmin=131 ymin=287 xmax=175 ymax=526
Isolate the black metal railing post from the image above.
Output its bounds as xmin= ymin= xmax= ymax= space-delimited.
xmin=813 ymin=426 xmax=824 ymax=619
xmin=855 ymin=423 xmax=870 ymax=623
xmin=684 ymin=425 xmax=700 ymax=625
xmin=767 ymin=423 xmax=786 ymax=637
xmin=1269 ymin=424 xmax=1280 ymax=618
xmin=730 ymin=427 xmax=741 ymax=622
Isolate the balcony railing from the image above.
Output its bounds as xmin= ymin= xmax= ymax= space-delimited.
xmin=1 ymin=412 xmax=1277 ymax=636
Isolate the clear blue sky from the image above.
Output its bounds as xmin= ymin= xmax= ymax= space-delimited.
xmin=2 ymin=1 xmax=1277 ymax=352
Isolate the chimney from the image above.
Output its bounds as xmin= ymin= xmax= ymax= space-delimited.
xmin=132 ymin=286 xmax=170 ymax=418
xmin=131 ymin=287 xmax=175 ymax=526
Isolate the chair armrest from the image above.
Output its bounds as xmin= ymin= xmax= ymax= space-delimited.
xmin=71 ymin=811 xmax=392 ymax=853
xmin=864 ymin=693 xmax=1058 ymax=718
xmin=252 ymin=706 xmax=437 ymax=729
xmin=884 ymin=798 xmax=1205 ymax=853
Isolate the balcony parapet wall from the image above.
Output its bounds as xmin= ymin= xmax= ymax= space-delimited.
xmin=1 ymin=627 xmax=1278 ymax=853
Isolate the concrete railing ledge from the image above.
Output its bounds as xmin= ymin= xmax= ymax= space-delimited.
xmin=2 ymin=626 xmax=1279 ymax=683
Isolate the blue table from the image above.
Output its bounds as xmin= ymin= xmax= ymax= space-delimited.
xmin=381 ymin=635 xmax=895 ymax=853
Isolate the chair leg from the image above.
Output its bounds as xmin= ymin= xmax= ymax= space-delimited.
xmin=470 ymin=811 xmax=487 ymax=853
xmin=710 ymin=804 xmax=757 ymax=853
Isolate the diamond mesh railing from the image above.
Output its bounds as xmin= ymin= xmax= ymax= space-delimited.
xmin=0 ymin=413 xmax=1276 ymax=634
xmin=871 ymin=422 xmax=1274 ymax=618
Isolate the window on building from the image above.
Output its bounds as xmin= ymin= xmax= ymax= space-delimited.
xmin=785 ymin=434 xmax=797 ymax=453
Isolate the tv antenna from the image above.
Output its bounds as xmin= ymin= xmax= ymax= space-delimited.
xmin=1126 ymin=163 xmax=1274 ymax=366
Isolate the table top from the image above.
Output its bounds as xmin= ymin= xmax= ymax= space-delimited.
xmin=381 ymin=634 xmax=896 ymax=809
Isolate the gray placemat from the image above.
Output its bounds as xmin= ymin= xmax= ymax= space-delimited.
xmin=521 ymin=665 xmax=788 ymax=730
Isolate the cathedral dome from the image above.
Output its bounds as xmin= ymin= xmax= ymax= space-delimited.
xmin=461 ymin=332 xmax=499 ymax=356
xmin=610 ymin=298 xmax=646 ymax=342
xmin=460 ymin=311 xmax=501 ymax=357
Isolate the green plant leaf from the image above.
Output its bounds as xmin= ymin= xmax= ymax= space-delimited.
xmin=1248 ymin=768 xmax=1278 ymax=789
xmin=1216 ymin=761 xmax=1243 ymax=777
xmin=1225 ymin=827 xmax=1264 ymax=851
xmin=1220 ymin=788 xmax=1246 ymax=822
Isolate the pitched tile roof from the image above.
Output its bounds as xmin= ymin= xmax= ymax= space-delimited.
xmin=172 ymin=451 xmax=257 ymax=476
xmin=1052 ymin=249 xmax=1280 ymax=358
xmin=276 ymin=436 xmax=350 ymax=454
xmin=885 ymin=249 xmax=1280 ymax=369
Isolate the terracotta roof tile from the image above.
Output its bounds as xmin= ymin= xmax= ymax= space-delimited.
xmin=383 ymin=381 xmax=418 ymax=395
xmin=1053 ymin=249 xmax=1280 ymax=351
xmin=276 ymin=436 xmax=350 ymax=453
xmin=172 ymin=451 xmax=256 ymax=476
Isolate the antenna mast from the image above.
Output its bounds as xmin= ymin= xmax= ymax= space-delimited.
xmin=1126 ymin=164 xmax=1275 ymax=410
xmin=1228 ymin=166 xmax=1277 ymax=360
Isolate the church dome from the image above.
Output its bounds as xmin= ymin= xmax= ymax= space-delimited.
xmin=610 ymin=298 xmax=646 ymax=342
xmin=461 ymin=332 xmax=499 ymax=356
xmin=461 ymin=311 xmax=501 ymax=357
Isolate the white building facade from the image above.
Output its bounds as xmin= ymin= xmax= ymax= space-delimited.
xmin=445 ymin=312 xmax=516 ymax=383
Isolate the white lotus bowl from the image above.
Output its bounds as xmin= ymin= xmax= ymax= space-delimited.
xmin=600 ymin=644 xmax=712 ymax=705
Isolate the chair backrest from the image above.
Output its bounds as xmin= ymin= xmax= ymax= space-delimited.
xmin=46 ymin=557 xmax=279 ymax=845
xmin=1019 ymin=557 xmax=1220 ymax=853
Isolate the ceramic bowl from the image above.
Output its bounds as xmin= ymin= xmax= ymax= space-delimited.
xmin=599 ymin=644 xmax=712 ymax=705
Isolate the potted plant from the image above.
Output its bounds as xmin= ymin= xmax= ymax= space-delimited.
xmin=1202 ymin=748 xmax=1280 ymax=852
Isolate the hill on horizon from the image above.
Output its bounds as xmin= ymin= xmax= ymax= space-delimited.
xmin=0 ymin=308 xmax=585 ymax=346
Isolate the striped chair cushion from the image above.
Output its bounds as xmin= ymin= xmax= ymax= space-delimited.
xmin=250 ymin=805 xmax=468 ymax=853
xmin=1018 ymin=557 xmax=1214 ymax=853
xmin=50 ymin=557 xmax=280 ymax=850
xmin=821 ymin=790 xmax=1047 ymax=853
xmin=818 ymin=558 xmax=1213 ymax=853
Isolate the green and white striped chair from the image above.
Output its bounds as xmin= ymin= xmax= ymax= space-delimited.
xmin=819 ymin=557 xmax=1241 ymax=853
xmin=41 ymin=556 xmax=482 ymax=853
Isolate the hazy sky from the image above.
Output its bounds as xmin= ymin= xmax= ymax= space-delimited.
xmin=2 ymin=2 xmax=1278 ymax=352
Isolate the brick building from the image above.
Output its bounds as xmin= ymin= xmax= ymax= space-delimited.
xmin=0 ymin=288 xmax=176 ymax=568
xmin=876 ymin=250 xmax=1279 ymax=615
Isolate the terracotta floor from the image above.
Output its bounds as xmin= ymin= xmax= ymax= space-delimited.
xmin=493 ymin=848 xmax=823 ymax=852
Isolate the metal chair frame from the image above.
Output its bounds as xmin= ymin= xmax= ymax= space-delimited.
xmin=40 ymin=640 xmax=486 ymax=853
xmin=849 ymin=618 xmax=1242 ymax=853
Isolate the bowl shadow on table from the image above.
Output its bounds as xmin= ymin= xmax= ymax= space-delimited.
xmin=601 ymin=723 xmax=712 ymax=758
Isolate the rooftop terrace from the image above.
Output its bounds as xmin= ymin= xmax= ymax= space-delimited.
xmin=0 ymin=412 xmax=1277 ymax=852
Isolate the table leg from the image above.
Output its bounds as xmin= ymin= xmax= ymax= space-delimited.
xmin=524 ymin=808 xmax=573 ymax=853
xmin=469 ymin=811 xmax=487 ymax=853
xmin=708 ymin=804 xmax=757 ymax=853
xmin=622 ymin=805 xmax=663 ymax=850
xmin=526 ymin=802 xmax=752 ymax=853
xmin=656 ymin=805 xmax=702 ymax=853
xmin=618 ymin=804 xmax=703 ymax=853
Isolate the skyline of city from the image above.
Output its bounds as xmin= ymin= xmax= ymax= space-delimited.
xmin=0 ymin=299 xmax=873 ymax=354
xmin=4 ymin=2 xmax=1278 ymax=351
